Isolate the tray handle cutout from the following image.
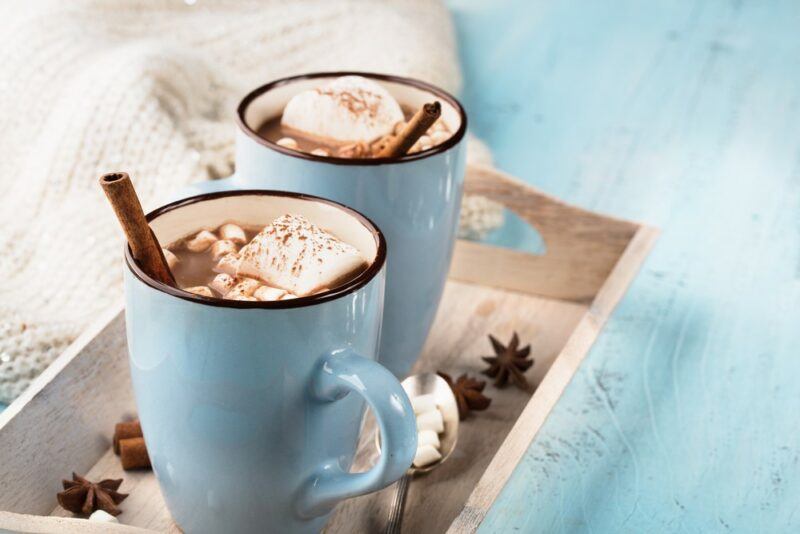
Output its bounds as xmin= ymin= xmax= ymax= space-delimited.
xmin=450 ymin=164 xmax=640 ymax=303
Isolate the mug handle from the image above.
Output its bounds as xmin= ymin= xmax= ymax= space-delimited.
xmin=295 ymin=349 xmax=417 ymax=519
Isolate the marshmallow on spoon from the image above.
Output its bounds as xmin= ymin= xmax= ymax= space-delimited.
xmin=237 ymin=214 xmax=366 ymax=297
xmin=411 ymin=394 xmax=437 ymax=414
xmin=416 ymin=409 xmax=444 ymax=433
xmin=282 ymin=75 xmax=404 ymax=143
xmin=418 ymin=429 xmax=440 ymax=449
xmin=413 ymin=444 xmax=442 ymax=468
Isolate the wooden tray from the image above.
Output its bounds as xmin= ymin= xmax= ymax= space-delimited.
xmin=0 ymin=165 xmax=657 ymax=534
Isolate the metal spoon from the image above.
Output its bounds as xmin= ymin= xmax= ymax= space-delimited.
xmin=378 ymin=373 xmax=460 ymax=534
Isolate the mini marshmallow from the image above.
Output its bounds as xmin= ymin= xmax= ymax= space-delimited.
xmin=310 ymin=148 xmax=330 ymax=157
xmin=276 ymin=137 xmax=298 ymax=149
xmin=414 ymin=135 xmax=433 ymax=152
xmin=219 ymin=223 xmax=247 ymax=245
xmin=89 ymin=510 xmax=119 ymax=523
xmin=210 ymin=239 xmax=238 ymax=261
xmin=186 ymin=230 xmax=217 ymax=252
xmin=186 ymin=286 xmax=214 ymax=297
xmin=237 ymin=214 xmax=366 ymax=297
xmin=412 ymin=444 xmax=442 ymax=468
xmin=281 ymin=293 xmax=298 ymax=300
xmin=418 ymin=429 xmax=440 ymax=449
xmin=162 ymin=248 xmax=179 ymax=269
xmin=214 ymin=253 xmax=241 ymax=276
xmin=229 ymin=295 xmax=257 ymax=301
xmin=282 ymin=75 xmax=404 ymax=143
xmin=411 ymin=394 xmax=437 ymax=414
xmin=225 ymin=277 xmax=261 ymax=299
xmin=431 ymin=130 xmax=450 ymax=145
xmin=254 ymin=286 xmax=287 ymax=302
xmin=210 ymin=273 xmax=236 ymax=295
xmin=416 ymin=409 xmax=444 ymax=433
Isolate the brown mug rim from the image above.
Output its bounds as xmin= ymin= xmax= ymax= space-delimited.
xmin=235 ymin=71 xmax=468 ymax=166
xmin=125 ymin=189 xmax=387 ymax=309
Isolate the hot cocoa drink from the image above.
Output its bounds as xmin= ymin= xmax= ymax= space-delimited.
xmin=164 ymin=214 xmax=368 ymax=301
xmin=256 ymin=75 xmax=453 ymax=158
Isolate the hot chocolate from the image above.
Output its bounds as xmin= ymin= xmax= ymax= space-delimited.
xmin=256 ymin=75 xmax=453 ymax=158
xmin=165 ymin=214 xmax=368 ymax=301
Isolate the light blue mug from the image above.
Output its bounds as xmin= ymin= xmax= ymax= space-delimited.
xmin=186 ymin=72 xmax=468 ymax=378
xmin=124 ymin=190 xmax=417 ymax=533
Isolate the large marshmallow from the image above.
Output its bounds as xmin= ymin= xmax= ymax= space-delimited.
xmin=281 ymin=75 xmax=404 ymax=143
xmin=237 ymin=214 xmax=366 ymax=297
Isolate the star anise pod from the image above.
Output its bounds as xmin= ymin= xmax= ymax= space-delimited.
xmin=481 ymin=332 xmax=534 ymax=390
xmin=438 ymin=371 xmax=492 ymax=420
xmin=56 ymin=472 xmax=128 ymax=516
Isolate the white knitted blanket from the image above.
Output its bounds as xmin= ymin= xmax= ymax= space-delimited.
xmin=0 ymin=0 xmax=500 ymax=403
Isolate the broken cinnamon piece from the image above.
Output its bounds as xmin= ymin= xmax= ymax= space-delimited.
xmin=113 ymin=420 xmax=142 ymax=455
xmin=119 ymin=437 xmax=151 ymax=470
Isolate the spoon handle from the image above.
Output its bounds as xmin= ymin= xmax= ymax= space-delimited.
xmin=385 ymin=473 xmax=411 ymax=534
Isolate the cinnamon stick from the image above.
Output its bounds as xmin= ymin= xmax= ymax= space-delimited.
xmin=100 ymin=172 xmax=176 ymax=286
xmin=378 ymin=101 xmax=441 ymax=158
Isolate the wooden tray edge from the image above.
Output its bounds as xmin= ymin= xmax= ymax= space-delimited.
xmin=447 ymin=224 xmax=659 ymax=533
xmin=0 ymin=511 xmax=152 ymax=534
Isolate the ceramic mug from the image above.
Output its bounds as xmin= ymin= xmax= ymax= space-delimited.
xmin=186 ymin=72 xmax=468 ymax=378
xmin=124 ymin=190 xmax=417 ymax=534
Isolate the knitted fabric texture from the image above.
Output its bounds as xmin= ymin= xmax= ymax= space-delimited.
xmin=0 ymin=0 xmax=502 ymax=403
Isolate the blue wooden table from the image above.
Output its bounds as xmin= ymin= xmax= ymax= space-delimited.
xmin=448 ymin=0 xmax=800 ymax=532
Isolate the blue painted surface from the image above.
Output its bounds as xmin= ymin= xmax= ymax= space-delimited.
xmin=448 ymin=0 xmax=800 ymax=532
